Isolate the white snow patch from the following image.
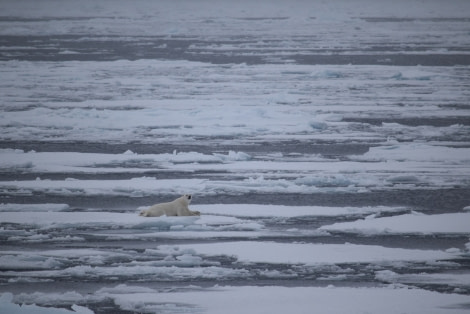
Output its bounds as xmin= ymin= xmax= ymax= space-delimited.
xmin=0 ymin=177 xmax=206 ymax=197
xmin=194 ymin=204 xmax=407 ymax=217
xmin=0 ymin=149 xmax=250 ymax=174
xmin=355 ymin=143 xmax=470 ymax=163
xmin=96 ymin=284 xmax=156 ymax=295
xmin=0 ymin=203 xmax=69 ymax=212
xmin=176 ymin=241 xmax=459 ymax=265
xmin=104 ymin=285 xmax=470 ymax=314
xmin=320 ymin=212 xmax=470 ymax=235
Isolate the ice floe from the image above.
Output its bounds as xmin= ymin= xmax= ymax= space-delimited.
xmin=320 ymin=212 xmax=470 ymax=235
xmin=10 ymin=285 xmax=468 ymax=314
xmin=0 ymin=212 xmax=200 ymax=231
xmin=0 ymin=210 xmax=267 ymax=243
xmin=195 ymin=204 xmax=407 ymax=217
xmin=0 ymin=203 xmax=69 ymax=212
xmin=1 ymin=60 xmax=469 ymax=145
xmin=115 ymin=285 xmax=470 ymax=314
xmin=354 ymin=143 xmax=470 ymax=163
xmin=176 ymin=241 xmax=461 ymax=265
xmin=376 ymin=270 xmax=470 ymax=289
xmin=0 ymin=149 xmax=251 ymax=174
xmin=1 ymin=142 xmax=468 ymax=196
xmin=1 ymin=1 xmax=470 ymax=313
xmin=0 ymin=177 xmax=205 ymax=197
xmin=122 ymin=285 xmax=470 ymax=314
xmin=0 ymin=293 xmax=92 ymax=314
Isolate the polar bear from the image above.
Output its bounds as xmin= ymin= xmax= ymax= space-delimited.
xmin=139 ymin=194 xmax=200 ymax=217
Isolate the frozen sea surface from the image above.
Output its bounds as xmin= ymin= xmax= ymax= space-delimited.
xmin=1 ymin=0 xmax=470 ymax=313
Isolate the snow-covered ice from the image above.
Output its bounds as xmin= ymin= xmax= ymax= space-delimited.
xmin=320 ymin=212 xmax=470 ymax=235
xmin=0 ymin=212 xmax=200 ymax=230
xmin=0 ymin=203 xmax=70 ymax=212
xmin=1 ymin=143 xmax=469 ymax=198
xmin=196 ymin=204 xmax=408 ymax=217
xmin=1 ymin=0 xmax=470 ymax=313
xmin=376 ymin=270 xmax=470 ymax=289
xmin=97 ymin=285 xmax=470 ymax=314
xmin=177 ymin=241 xmax=462 ymax=265
xmin=1 ymin=62 xmax=469 ymax=145
xmin=3 ymin=286 xmax=469 ymax=314
xmin=0 ymin=293 xmax=92 ymax=314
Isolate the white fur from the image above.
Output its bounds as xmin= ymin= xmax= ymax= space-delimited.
xmin=139 ymin=194 xmax=200 ymax=217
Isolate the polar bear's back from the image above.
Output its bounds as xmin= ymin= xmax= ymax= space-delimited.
xmin=150 ymin=200 xmax=175 ymax=211
xmin=150 ymin=201 xmax=177 ymax=216
xmin=140 ymin=197 xmax=189 ymax=217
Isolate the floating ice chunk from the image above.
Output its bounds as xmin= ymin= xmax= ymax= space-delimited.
xmin=105 ymin=285 xmax=470 ymax=314
xmin=376 ymin=270 xmax=470 ymax=287
xmin=176 ymin=254 xmax=203 ymax=266
xmin=309 ymin=120 xmax=328 ymax=130
xmin=196 ymin=215 xmax=247 ymax=225
xmin=96 ymin=284 xmax=157 ymax=295
xmin=122 ymin=150 xmax=136 ymax=155
xmin=177 ymin=241 xmax=458 ymax=265
xmin=0 ymin=293 xmax=93 ymax=314
xmin=214 ymin=222 xmax=264 ymax=232
xmin=12 ymin=264 xmax=250 ymax=282
xmin=0 ymin=177 xmax=205 ymax=197
xmin=214 ymin=150 xmax=251 ymax=161
xmin=294 ymin=175 xmax=351 ymax=187
xmin=0 ymin=212 xmax=200 ymax=231
xmin=170 ymin=151 xmax=220 ymax=163
xmin=0 ymin=149 xmax=24 ymax=154
xmin=445 ymin=248 xmax=461 ymax=254
xmin=0 ymin=255 xmax=62 ymax=270
xmin=0 ymin=203 xmax=69 ymax=212
xmin=134 ymin=216 xmax=200 ymax=230
xmin=312 ymin=70 xmax=344 ymax=79
xmin=320 ymin=212 xmax=470 ymax=235
xmin=58 ymin=50 xmax=79 ymax=55
xmin=375 ymin=270 xmax=399 ymax=282
xmin=194 ymin=204 xmax=407 ymax=218
xmin=259 ymin=269 xmax=298 ymax=279
xmin=357 ymin=143 xmax=470 ymax=163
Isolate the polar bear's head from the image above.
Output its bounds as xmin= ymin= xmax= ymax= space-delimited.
xmin=182 ymin=194 xmax=192 ymax=204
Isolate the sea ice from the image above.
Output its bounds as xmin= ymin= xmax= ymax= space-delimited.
xmin=175 ymin=241 xmax=460 ymax=265
xmin=376 ymin=270 xmax=470 ymax=288
xmin=355 ymin=143 xmax=470 ymax=163
xmin=1 ymin=1 xmax=470 ymax=313
xmin=0 ymin=212 xmax=200 ymax=230
xmin=320 ymin=212 xmax=470 ymax=235
xmin=0 ymin=293 xmax=93 ymax=314
xmin=194 ymin=204 xmax=407 ymax=217
xmin=0 ymin=203 xmax=69 ymax=212
xmin=102 ymin=285 xmax=470 ymax=314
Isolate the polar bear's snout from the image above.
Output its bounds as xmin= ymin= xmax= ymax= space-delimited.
xmin=182 ymin=194 xmax=192 ymax=204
